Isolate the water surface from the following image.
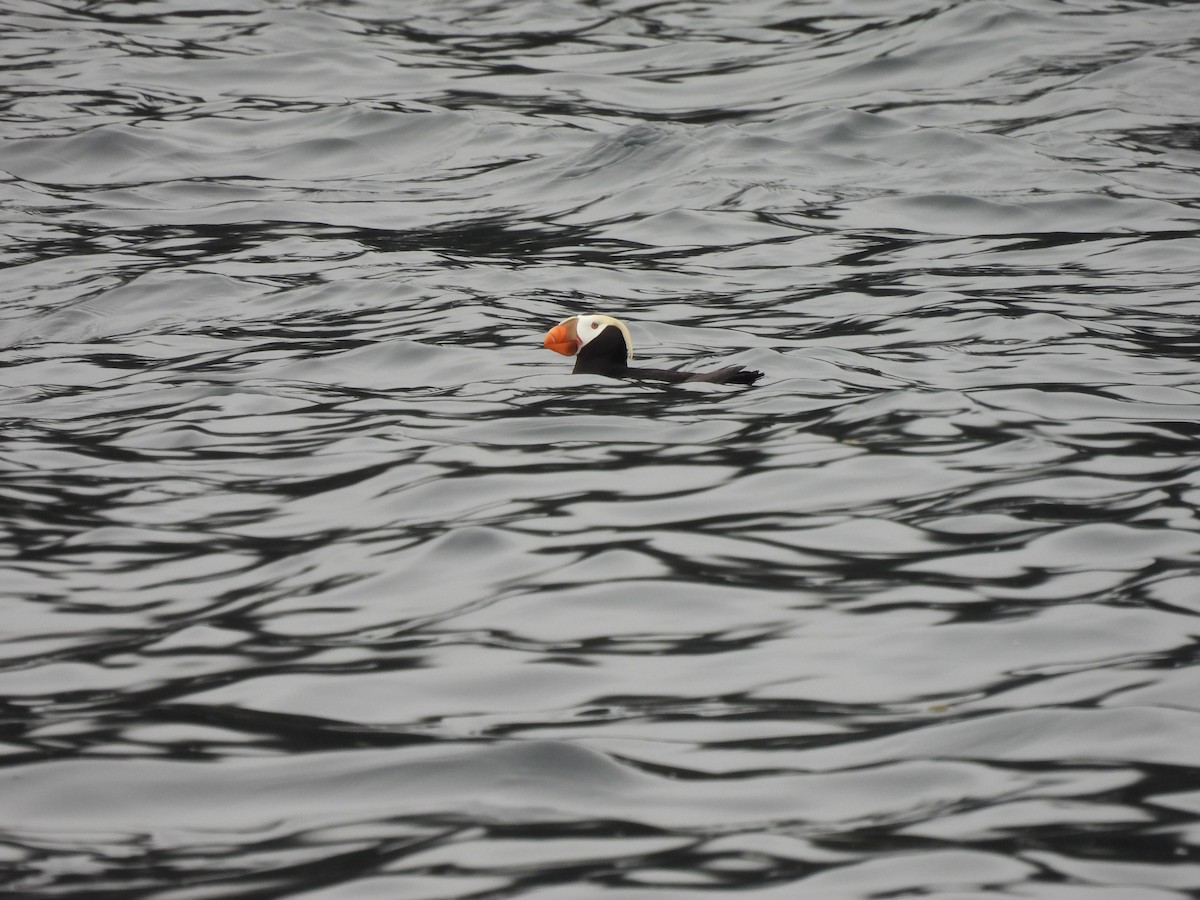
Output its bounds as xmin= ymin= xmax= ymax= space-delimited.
xmin=3 ymin=0 xmax=1200 ymax=897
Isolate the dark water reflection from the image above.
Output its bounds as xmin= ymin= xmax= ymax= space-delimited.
xmin=4 ymin=0 xmax=1200 ymax=897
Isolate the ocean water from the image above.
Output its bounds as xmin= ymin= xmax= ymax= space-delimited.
xmin=3 ymin=0 xmax=1200 ymax=896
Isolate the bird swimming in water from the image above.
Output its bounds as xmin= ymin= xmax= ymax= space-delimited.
xmin=543 ymin=314 xmax=762 ymax=385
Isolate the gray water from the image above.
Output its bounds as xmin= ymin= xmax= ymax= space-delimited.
xmin=4 ymin=0 xmax=1200 ymax=897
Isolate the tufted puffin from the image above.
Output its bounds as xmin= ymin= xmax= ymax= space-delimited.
xmin=543 ymin=314 xmax=762 ymax=385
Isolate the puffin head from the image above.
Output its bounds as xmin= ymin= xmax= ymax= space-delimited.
xmin=543 ymin=314 xmax=633 ymax=362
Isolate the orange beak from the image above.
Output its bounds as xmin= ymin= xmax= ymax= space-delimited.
xmin=543 ymin=322 xmax=578 ymax=356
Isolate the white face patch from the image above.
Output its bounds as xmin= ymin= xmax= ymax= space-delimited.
xmin=575 ymin=314 xmax=633 ymax=360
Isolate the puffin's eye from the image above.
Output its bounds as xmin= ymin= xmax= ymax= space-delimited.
xmin=591 ymin=321 xmax=599 ymax=329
